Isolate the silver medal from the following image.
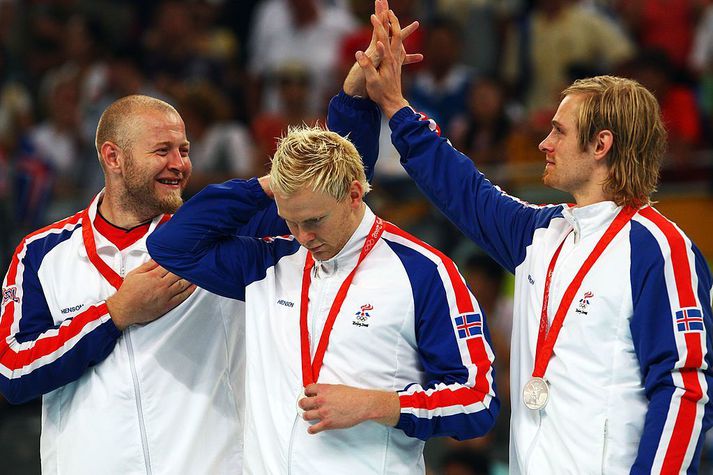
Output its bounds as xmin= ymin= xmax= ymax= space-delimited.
xmin=523 ymin=377 xmax=549 ymax=410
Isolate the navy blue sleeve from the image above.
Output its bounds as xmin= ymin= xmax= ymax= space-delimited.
xmin=389 ymin=107 xmax=562 ymax=274
xmin=326 ymin=91 xmax=381 ymax=182
xmin=628 ymin=212 xmax=713 ymax=474
xmin=147 ymin=178 xmax=299 ymax=300
xmin=0 ymin=222 xmax=120 ymax=404
xmin=238 ymin=201 xmax=289 ymax=238
xmin=385 ymin=233 xmax=498 ymax=441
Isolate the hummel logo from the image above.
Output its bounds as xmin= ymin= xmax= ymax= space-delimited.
xmin=277 ymin=299 xmax=294 ymax=308
xmin=528 ymin=275 xmax=535 ymax=285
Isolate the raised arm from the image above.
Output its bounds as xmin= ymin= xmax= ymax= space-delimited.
xmin=355 ymin=9 xmax=561 ymax=272
xmin=147 ymin=178 xmax=296 ymax=300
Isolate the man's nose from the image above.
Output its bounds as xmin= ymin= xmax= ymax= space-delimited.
xmin=294 ymin=227 xmax=316 ymax=245
xmin=538 ymin=133 xmax=554 ymax=153
xmin=167 ymin=149 xmax=188 ymax=171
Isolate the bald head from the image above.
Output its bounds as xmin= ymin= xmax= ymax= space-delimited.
xmin=95 ymin=95 xmax=179 ymax=159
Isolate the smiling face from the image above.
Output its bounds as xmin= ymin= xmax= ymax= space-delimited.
xmin=275 ymin=182 xmax=364 ymax=261
xmin=118 ymin=108 xmax=192 ymax=218
xmin=538 ymin=94 xmax=600 ymax=201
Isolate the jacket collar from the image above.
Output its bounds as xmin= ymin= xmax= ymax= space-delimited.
xmin=562 ymin=201 xmax=621 ymax=242
xmin=78 ymin=190 xmax=169 ymax=257
xmin=312 ymin=204 xmax=376 ymax=278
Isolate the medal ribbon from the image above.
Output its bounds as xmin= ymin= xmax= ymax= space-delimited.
xmin=81 ymin=209 xmax=124 ymax=291
xmin=299 ymin=216 xmax=384 ymax=387
xmin=532 ymin=205 xmax=638 ymax=378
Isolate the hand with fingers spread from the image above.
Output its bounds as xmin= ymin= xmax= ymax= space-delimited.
xmin=356 ymin=9 xmax=412 ymax=118
xmin=106 ymin=259 xmax=196 ymax=330
xmin=299 ymin=383 xmax=400 ymax=434
xmin=343 ymin=0 xmax=422 ymax=97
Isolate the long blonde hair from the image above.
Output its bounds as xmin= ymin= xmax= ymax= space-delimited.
xmin=562 ymin=76 xmax=667 ymax=207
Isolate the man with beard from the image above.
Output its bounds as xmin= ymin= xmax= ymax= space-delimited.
xmin=0 ymin=95 xmax=289 ymax=473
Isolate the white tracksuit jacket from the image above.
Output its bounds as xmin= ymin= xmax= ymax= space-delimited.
xmin=384 ymin=103 xmax=713 ymax=474
xmin=147 ymin=178 xmax=500 ymax=474
xmin=0 ymin=192 xmax=288 ymax=474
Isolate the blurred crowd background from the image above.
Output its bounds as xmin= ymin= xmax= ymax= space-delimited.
xmin=1 ymin=0 xmax=712 ymax=473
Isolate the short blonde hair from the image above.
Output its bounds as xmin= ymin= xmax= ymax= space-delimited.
xmin=270 ymin=125 xmax=371 ymax=201
xmin=562 ymin=76 xmax=667 ymax=207
xmin=95 ymin=95 xmax=178 ymax=156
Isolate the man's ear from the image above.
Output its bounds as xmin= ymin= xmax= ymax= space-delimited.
xmin=100 ymin=141 xmax=123 ymax=174
xmin=593 ymin=130 xmax=614 ymax=162
xmin=348 ymin=180 xmax=364 ymax=208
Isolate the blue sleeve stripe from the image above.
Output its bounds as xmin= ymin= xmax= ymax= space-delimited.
xmin=383 ymin=226 xmax=495 ymax=395
xmin=2 ymin=212 xmax=84 ymax=346
xmin=632 ymin=208 xmax=711 ymax=472
xmin=389 ymin=106 xmax=564 ymax=272
xmin=383 ymin=224 xmax=497 ymax=435
xmin=0 ymin=211 xmax=124 ymax=403
xmin=0 ymin=303 xmax=112 ymax=378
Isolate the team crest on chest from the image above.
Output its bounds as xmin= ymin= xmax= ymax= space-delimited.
xmin=575 ymin=291 xmax=594 ymax=315
xmin=2 ymin=286 xmax=19 ymax=306
xmin=352 ymin=304 xmax=373 ymax=328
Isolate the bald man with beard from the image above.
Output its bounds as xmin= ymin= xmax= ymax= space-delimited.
xmin=0 ymin=95 xmax=288 ymax=474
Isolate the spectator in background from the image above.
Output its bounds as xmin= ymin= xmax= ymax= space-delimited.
xmin=179 ymin=81 xmax=255 ymax=195
xmin=143 ymin=0 xmax=226 ymax=99
xmin=23 ymin=69 xmax=87 ymax=224
xmin=440 ymin=447 xmax=492 ymax=475
xmin=407 ymin=16 xmax=473 ymax=135
xmin=502 ymin=0 xmax=635 ymax=114
xmin=617 ymin=0 xmax=702 ymax=71
xmin=449 ymin=76 xmax=515 ymax=166
xmin=623 ymin=49 xmax=702 ymax=177
xmin=251 ymin=61 xmax=323 ymax=173
xmin=434 ymin=0 xmax=522 ymax=77
xmin=690 ymin=3 xmax=713 ymax=148
xmin=246 ymin=0 xmax=356 ymax=116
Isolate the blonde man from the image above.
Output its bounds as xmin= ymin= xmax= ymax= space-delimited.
xmin=346 ymin=10 xmax=713 ymax=474
xmin=148 ymin=124 xmax=499 ymax=473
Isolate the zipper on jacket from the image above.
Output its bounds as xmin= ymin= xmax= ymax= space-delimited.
xmin=601 ymin=418 xmax=609 ymax=475
xmin=523 ymin=410 xmax=544 ymax=474
xmin=126 ymin=328 xmax=153 ymax=474
xmin=287 ymin=414 xmax=300 ymax=475
xmin=121 ymin=255 xmax=153 ymax=475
